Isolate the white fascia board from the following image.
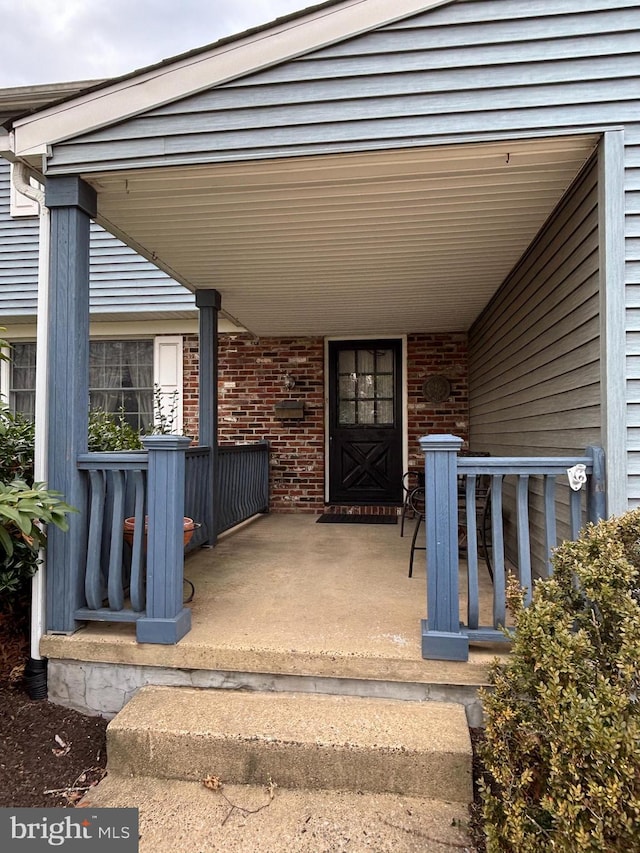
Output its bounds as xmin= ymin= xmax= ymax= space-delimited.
xmin=12 ymin=0 xmax=452 ymax=158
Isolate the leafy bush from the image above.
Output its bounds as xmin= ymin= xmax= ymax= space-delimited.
xmin=88 ymin=408 xmax=142 ymax=452
xmin=0 ymin=480 xmax=75 ymax=595
xmin=0 ymin=405 xmax=35 ymax=482
xmin=480 ymin=511 xmax=640 ymax=853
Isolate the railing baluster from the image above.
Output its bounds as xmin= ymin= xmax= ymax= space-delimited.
xmin=465 ymin=474 xmax=479 ymax=630
xmin=129 ymin=469 xmax=146 ymax=612
xmin=107 ymin=469 xmax=126 ymax=611
xmin=491 ymin=474 xmax=506 ymax=628
xmin=85 ymin=469 xmax=106 ymax=610
xmin=569 ymin=488 xmax=582 ymax=540
xmin=516 ymin=475 xmax=532 ymax=605
xmin=544 ymin=475 xmax=557 ymax=575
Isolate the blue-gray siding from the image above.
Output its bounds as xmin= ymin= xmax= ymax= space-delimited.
xmin=469 ymin=155 xmax=600 ymax=571
xmin=43 ymin=0 xmax=640 ymax=502
xmin=0 ymin=160 xmax=195 ymax=319
xmin=47 ymin=0 xmax=640 ymax=172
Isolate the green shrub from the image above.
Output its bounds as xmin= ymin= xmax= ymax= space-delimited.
xmin=87 ymin=408 xmax=142 ymax=452
xmin=0 ymin=405 xmax=35 ymax=482
xmin=0 ymin=480 xmax=75 ymax=596
xmin=480 ymin=511 xmax=640 ymax=853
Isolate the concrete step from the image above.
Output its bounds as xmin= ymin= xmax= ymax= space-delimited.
xmin=82 ymin=775 xmax=473 ymax=853
xmin=107 ymin=686 xmax=473 ymax=803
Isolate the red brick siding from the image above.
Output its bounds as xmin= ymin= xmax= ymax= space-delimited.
xmin=182 ymin=333 xmax=469 ymax=513
xmin=406 ymin=333 xmax=469 ymax=470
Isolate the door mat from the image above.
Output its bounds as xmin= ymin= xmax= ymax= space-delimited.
xmin=316 ymin=514 xmax=398 ymax=524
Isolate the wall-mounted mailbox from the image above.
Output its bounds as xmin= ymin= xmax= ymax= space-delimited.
xmin=275 ymin=400 xmax=305 ymax=420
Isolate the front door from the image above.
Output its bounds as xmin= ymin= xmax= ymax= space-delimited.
xmin=328 ymin=339 xmax=403 ymax=505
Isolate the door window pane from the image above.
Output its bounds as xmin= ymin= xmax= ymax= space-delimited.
xmin=357 ymin=349 xmax=375 ymax=374
xmin=335 ymin=345 xmax=395 ymax=426
xmin=357 ymin=400 xmax=375 ymax=424
xmin=338 ymin=350 xmax=355 ymax=373
xmin=376 ymin=400 xmax=393 ymax=424
xmin=339 ymin=400 xmax=356 ymax=425
xmin=376 ymin=349 xmax=393 ymax=372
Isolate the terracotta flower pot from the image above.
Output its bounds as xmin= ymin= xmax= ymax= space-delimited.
xmin=123 ymin=516 xmax=196 ymax=549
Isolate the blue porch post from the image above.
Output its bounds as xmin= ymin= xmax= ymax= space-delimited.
xmin=136 ymin=435 xmax=192 ymax=644
xmin=45 ymin=176 xmax=96 ymax=633
xmin=195 ymin=289 xmax=221 ymax=543
xmin=586 ymin=445 xmax=607 ymax=523
xmin=420 ymin=434 xmax=469 ymax=662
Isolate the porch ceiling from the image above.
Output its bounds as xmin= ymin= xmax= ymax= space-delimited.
xmin=87 ymin=134 xmax=598 ymax=337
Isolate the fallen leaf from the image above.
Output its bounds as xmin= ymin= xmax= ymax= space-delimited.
xmin=203 ymin=775 xmax=223 ymax=790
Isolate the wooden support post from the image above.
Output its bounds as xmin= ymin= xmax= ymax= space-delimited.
xmin=45 ymin=176 xmax=96 ymax=633
xmin=419 ymin=434 xmax=469 ymax=662
xmin=136 ymin=435 xmax=192 ymax=644
xmin=195 ymin=289 xmax=221 ymax=544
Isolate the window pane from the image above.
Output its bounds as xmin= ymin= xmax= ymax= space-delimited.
xmin=10 ymin=343 xmax=36 ymax=418
xmin=90 ymin=340 xmax=154 ymax=432
xmin=339 ymin=400 xmax=356 ymax=425
xmin=13 ymin=391 xmax=35 ymax=420
xmin=375 ymin=374 xmax=393 ymax=399
xmin=376 ymin=349 xmax=393 ymax=372
xmin=357 ymin=374 xmax=374 ymax=399
xmin=376 ymin=400 xmax=393 ymax=425
xmin=357 ymin=350 xmax=375 ymax=374
xmin=338 ymin=350 xmax=355 ymax=373
xmin=357 ymin=400 xmax=375 ymax=424
xmin=339 ymin=374 xmax=356 ymax=401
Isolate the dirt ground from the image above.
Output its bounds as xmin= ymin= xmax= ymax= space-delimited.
xmin=0 ymin=606 xmax=108 ymax=808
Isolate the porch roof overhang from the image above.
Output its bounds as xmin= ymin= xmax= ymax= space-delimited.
xmin=2 ymin=0 xmax=598 ymax=338
xmin=83 ymin=134 xmax=598 ymax=337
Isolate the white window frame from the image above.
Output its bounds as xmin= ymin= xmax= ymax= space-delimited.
xmin=0 ymin=344 xmax=10 ymax=403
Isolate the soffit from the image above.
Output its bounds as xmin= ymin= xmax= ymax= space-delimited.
xmin=88 ymin=134 xmax=599 ymax=336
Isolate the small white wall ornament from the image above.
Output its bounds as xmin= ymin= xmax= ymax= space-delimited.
xmin=567 ymin=463 xmax=587 ymax=491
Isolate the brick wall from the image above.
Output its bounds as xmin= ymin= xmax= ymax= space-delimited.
xmin=406 ymin=333 xmax=469 ymax=470
xmin=182 ymin=332 xmax=469 ymax=513
xmin=185 ymin=333 xmax=325 ymax=513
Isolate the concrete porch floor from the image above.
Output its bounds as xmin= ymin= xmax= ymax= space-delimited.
xmin=41 ymin=513 xmax=506 ymax=691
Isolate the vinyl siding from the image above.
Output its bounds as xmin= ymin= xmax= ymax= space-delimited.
xmin=0 ymin=160 xmax=196 ymax=319
xmin=468 ymin=155 xmax=600 ymax=572
xmin=47 ymin=1 xmax=640 ymax=173
xmin=42 ymin=0 xmax=640 ymax=504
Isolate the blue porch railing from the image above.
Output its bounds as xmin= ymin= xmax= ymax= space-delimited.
xmin=420 ymin=434 xmax=606 ymax=662
xmin=74 ymin=438 xmax=269 ymax=643
xmin=217 ymin=441 xmax=270 ymax=534
xmin=185 ymin=445 xmax=212 ymax=552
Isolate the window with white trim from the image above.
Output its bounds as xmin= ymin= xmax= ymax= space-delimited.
xmin=7 ymin=336 xmax=184 ymax=432
xmin=9 ymin=340 xmax=159 ymax=431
